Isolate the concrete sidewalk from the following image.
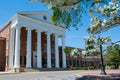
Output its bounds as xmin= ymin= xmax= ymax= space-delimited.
xmin=0 ymin=72 xmax=19 ymax=75
xmin=0 ymin=69 xmax=120 ymax=80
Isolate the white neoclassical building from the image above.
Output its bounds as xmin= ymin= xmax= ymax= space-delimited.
xmin=0 ymin=12 xmax=66 ymax=71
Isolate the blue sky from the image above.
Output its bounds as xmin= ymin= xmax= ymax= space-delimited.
xmin=0 ymin=0 xmax=120 ymax=49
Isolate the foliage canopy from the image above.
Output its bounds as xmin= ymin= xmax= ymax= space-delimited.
xmin=104 ymin=44 xmax=120 ymax=69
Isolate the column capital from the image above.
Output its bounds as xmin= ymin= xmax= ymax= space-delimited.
xmin=26 ymin=28 xmax=32 ymax=31
xmin=11 ymin=27 xmax=16 ymax=31
xmin=46 ymin=31 xmax=52 ymax=35
xmin=37 ymin=29 xmax=42 ymax=32
xmin=62 ymin=35 xmax=66 ymax=38
xmin=16 ymin=27 xmax=21 ymax=29
xmin=54 ymin=33 xmax=59 ymax=37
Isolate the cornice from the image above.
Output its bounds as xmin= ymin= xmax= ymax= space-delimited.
xmin=18 ymin=14 xmax=65 ymax=30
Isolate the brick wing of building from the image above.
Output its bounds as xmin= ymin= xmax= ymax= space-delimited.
xmin=0 ymin=12 xmax=67 ymax=72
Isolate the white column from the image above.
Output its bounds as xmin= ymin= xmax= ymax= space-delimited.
xmin=37 ymin=29 xmax=42 ymax=68
xmin=55 ymin=34 xmax=59 ymax=68
xmin=47 ymin=32 xmax=51 ymax=68
xmin=9 ymin=28 xmax=15 ymax=68
xmin=62 ymin=36 xmax=66 ymax=68
xmin=6 ymin=56 xmax=8 ymax=66
xmin=26 ymin=28 xmax=32 ymax=68
xmin=14 ymin=27 xmax=21 ymax=68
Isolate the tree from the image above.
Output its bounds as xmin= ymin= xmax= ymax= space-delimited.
xmin=64 ymin=47 xmax=82 ymax=58
xmin=64 ymin=47 xmax=74 ymax=56
xmin=104 ymin=44 xmax=120 ymax=69
xmin=84 ymin=35 xmax=110 ymax=55
xmin=30 ymin=0 xmax=120 ymax=31
xmin=30 ymin=0 xmax=106 ymax=30
xmin=88 ymin=0 xmax=120 ymax=34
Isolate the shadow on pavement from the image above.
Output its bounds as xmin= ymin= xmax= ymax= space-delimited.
xmin=76 ymin=73 xmax=120 ymax=80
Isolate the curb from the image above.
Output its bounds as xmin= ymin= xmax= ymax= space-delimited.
xmin=0 ymin=72 xmax=19 ymax=75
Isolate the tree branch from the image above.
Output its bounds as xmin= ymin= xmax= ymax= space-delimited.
xmin=61 ymin=0 xmax=81 ymax=6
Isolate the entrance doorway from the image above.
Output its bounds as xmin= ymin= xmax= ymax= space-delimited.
xmin=33 ymin=51 xmax=37 ymax=68
xmin=0 ymin=37 xmax=6 ymax=71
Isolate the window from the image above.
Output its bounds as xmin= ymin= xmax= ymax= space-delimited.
xmin=51 ymin=58 xmax=55 ymax=67
xmin=43 ymin=16 xmax=47 ymax=20
xmin=51 ymin=35 xmax=54 ymax=41
xmin=51 ymin=45 xmax=55 ymax=53
xmin=66 ymin=60 xmax=69 ymax=66
xmin=43 ymin=58 xmax=47 ymax=67
xmin=77 ymin=60 xmax=79 ymax=67
xmin=69 ymin=60 xmax=72 ymax=66
xmin=20 ymin=56 xmax=22 ymax=65
xmin=44 ymin=33 xmax=47 ymax=39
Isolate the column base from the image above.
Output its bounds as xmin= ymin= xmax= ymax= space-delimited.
xmin=14 ymin=68 xmax=20 ymax=72
xmin=47 ymin=66 xmax=52 ymax=68
xmin=62 ymin=66 xmax=67 ymax=68
xmin=55 ymin=66 xmax=60 ymax=68
xmin=37 ymin=67 xmax=42 ymax=69
xmin=14 ymin=65 xmax=20 ymax=69
xmin=26 ymin=67 xmax=32 ymax=69
xmin=26 ymin=65 xmax=32 ymax=69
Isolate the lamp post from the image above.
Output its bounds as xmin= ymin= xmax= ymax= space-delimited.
xmin=98 ymin=38 xmax=107 ymax=75
xmin=119 ymin=50 xmax=120 ymax=68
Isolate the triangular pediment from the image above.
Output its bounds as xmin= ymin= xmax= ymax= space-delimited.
xmin=18 ymin=11 xmax=52 ymax=24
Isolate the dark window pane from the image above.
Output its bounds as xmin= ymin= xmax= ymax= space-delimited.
xmin=20 ymin=56 xmax=22 ymax=65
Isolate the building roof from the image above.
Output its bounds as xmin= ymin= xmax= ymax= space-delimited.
xmin=0 ymin=11 xmax=66 ymax=32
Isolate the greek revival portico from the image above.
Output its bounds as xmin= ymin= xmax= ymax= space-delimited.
xmin=9 ymin=12 xmax=66 ymax=70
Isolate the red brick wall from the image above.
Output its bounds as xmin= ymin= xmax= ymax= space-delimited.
xmin=0 ymin=22 xmax=11 ymax=70
xmin=20 ymin=27 xmax=27 ymax=67
xmin=31 ymin=30 xmax=37 ymax=68
xmin=19 ymin=29 xmax=57 ymax=68
xmin=0 ymin=22 xmax=63 ymax=69
xmin=0 ymin=38 xmax=6 ymax=71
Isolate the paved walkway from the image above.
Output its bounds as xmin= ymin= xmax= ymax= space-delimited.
xmin=75 ymin=70 xmax=120 ymax=80
xmin=0 ymin=70 xmax=120 ymax=80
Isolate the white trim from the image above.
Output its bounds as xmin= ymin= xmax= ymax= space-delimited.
xmin=18 ymin=14 xmax=65 ymax=30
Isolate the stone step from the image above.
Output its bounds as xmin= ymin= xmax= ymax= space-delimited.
xmin=8 ymin=68 xmax=68 ymax=72
xmin=21 ymin=68 xmax=39 ymax=72
xmin=38 ymin=68 xmax=68 ymax=71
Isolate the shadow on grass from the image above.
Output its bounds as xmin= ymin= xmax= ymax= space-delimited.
xmin=76 ymin=73 xmax=120 ymax=80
